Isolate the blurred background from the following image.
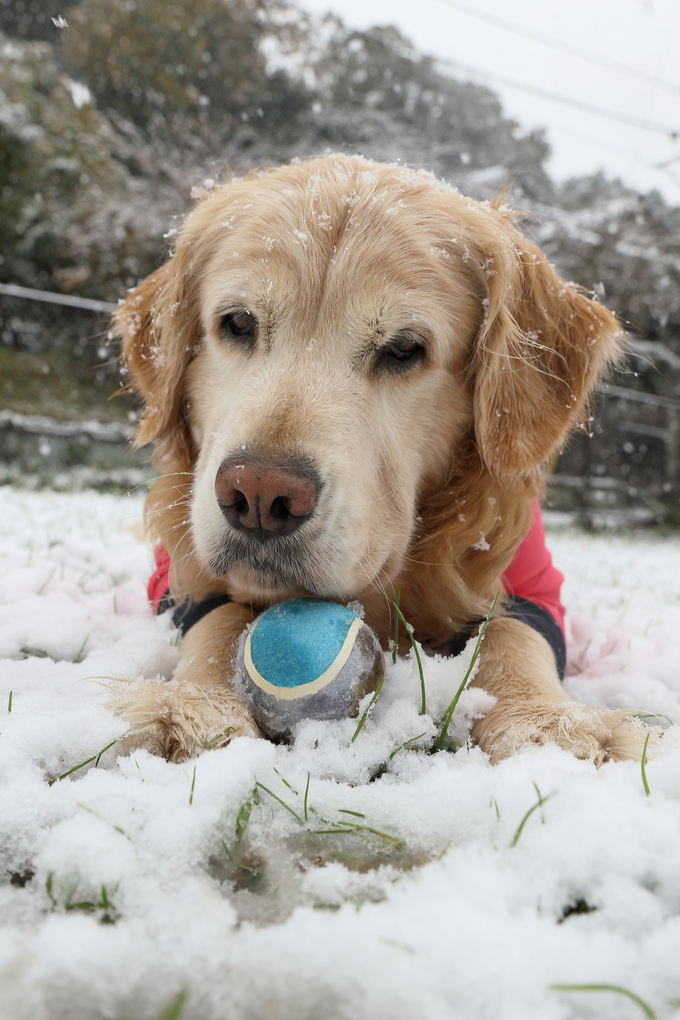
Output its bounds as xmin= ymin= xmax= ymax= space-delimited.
xmin=1 ymin=0 xmax=679 ymax=526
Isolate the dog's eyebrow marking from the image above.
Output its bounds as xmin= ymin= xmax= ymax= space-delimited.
xmin=259 ymin=316 xmax=275 ymax=354
xmin=352 ymin=337 xmax=380 ymax=369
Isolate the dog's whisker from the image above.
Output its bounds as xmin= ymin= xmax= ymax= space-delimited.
xmin=355 ymin=543 xmax=391 ymax=607
xmin=366 ymin=486 xmax=399 ymax=508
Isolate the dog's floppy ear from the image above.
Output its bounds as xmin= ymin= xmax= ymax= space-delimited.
xmin=114 ymin=258 xmax=198 ymax=459
xmin=470 ymin=224 xmax=622 ymax=478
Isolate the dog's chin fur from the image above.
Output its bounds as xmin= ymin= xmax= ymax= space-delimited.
xmin=207 ymin=544 xmax=407 ymax=605
xmin=111 ymin=154 xmax=658 ymax=766
xmin=195 ymin=517 xmax=403 ymax=603
xmin=218 ymin=565 xmax=308 ymax=603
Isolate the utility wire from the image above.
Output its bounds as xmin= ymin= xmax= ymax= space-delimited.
xmin=437 ymin=58 xmax=680 ymax=138
xmin=432 ymin=0 xmax=680 ymax=97
xmin=291 ymin=1 xmax=680 ymax=141
xmin=0 ymin=282 xmax=117 ymax=314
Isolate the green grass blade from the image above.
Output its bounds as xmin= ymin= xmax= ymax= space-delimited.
xmin=550 ymin=983 xmax=657 ymax=1020
xmin=273 ymin=767 xmax=298 ymax=794
xmin=392 ymin=732 xmax=427 ymax=757
xmin=255 ymin=782 xmax=305 ymax=825
xmin=20 ymin=646 xmax=50 ymax=659
xmin=203 ymin=726 xmax=235 ymax=748
xmin=369 ymin=732 xmax=427 ymax=782
xmin=337 ymin=822 xmax=403 ymax=848
xmin=312 ymin=827 xmax=353 ymax=835
xmin=309 ymin=825 xmax=400 ymax=848
xmin=45 ymin=873 xmax=57 ymax=909
xmin=7 ymin=690 xmax=12 ymax=713
xmin=641 ymin=730 xmax=651 ymax=797
xmin=392 ymin=585 xmax=401 ymax=664
xmin=155 ymin=988 xmax=189 ymax=1020
xmin=188 ymin=765 xmax=196 ymax=806
xmin=633 ymin=711 xmax=674 ymax=726
xmin=303 ymin=772 xmax=310 ymax=823
xmin=221 ymin=840 xmax=263 ymax=876
xmin=434 ymin=592 xmax=499 ymax=752
xmin=392 ymin=603 xmax=426 ymax=715
xmin=350 ymin=674 xmax=385 ymax=743
xmin=72 ymin=634 xmax=89 ymax=664
xmin=48 ymin=737 xmax=120 ymax=785
xmin=510 ymin=784 xmax=554 ymax=847
xmin=77 ymin=803 xmax=130 ymax=841
xmin=235 ymin=794 xmax=255 ymax=844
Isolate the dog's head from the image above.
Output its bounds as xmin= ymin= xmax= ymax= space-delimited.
xmin=117 ymin=156 xmax=620 ymax=610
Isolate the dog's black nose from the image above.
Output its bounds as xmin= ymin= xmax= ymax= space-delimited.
xmin=215 ymin=457 xmax=318 ymax=538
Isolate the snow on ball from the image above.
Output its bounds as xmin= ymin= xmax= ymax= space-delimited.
xmin=234 ymin=598 xmax=384 ymax=740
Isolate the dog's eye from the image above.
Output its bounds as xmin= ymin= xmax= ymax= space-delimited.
xmin=220 ymin=309 xmax=258 ymax=345
xmin=376 ymin=335 xmax=426 ymax=371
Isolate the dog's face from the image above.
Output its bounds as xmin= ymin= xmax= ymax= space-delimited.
xmin=185 ymin=165 xmax=484 ymax=600
xmin=119 ymin=156 xmax=620 ymax=607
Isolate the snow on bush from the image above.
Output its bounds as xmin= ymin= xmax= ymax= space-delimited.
xmin=0 ymin=487 xmax=679 ymax=1020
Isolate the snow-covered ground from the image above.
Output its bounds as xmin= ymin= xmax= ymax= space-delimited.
xmin=1 ymin=487 xmax=679 ymax=1020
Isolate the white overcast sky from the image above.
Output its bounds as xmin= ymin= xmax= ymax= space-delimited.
xmin=298 ymin=0 xmax=680 ymax=203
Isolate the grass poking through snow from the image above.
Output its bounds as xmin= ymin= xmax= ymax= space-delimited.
xmin=255 ymin=781 xmax=305 ymax=825
xmin=641 ymin=731 xmax=652 ymax=797
xmin=350 ymin=674 xmax=385 ymax=743
xmin=47 ymin=737 xmax=123 ymax=786
xmin=392 ymin=601 xmax=427 ymax=715
xmin=433 ymin=593 xmax=499 ymax=752
xmin=46 ymin=873 xmax=120 ymax=925
xmin=550 ymin=983 xmax=657 ymax=1019
xmin=252 ymin=770 xmax=404 ymax=851
xmin=370 ymin=733 xmax=428 ymax=781
xmin=154 ymin=989 xmax=189 ymax=1020
xmin=510 ymin=782 xmax=554 ymax=848
xmin=303 ymin=772 xmax=310 ymax=822
xmin=391 ymin=586 xmax=401 ymax=665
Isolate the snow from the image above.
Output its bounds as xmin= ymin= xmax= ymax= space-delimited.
xmin=1 ymin=486 xmax=680 ymax=1020
xmin=0 ymin=410 xmax=134 ymax=443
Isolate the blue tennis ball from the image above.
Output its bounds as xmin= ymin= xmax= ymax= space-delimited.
xmin=234 ymin=598 xmax=384 ymax=740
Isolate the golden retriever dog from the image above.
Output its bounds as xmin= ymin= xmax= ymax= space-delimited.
xmin=112 ymin=154 xmax=649 ymax=765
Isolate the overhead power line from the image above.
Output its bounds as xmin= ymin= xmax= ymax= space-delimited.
xmin=0 ymin=282 xmax=117 ymax=314
xmin=433 ymin=0 xmax=680 ymax=97
xmin=291 ymin=1 xmax=679 ymax=141
xmin=439 ymin=58 xmax=680 ymax=139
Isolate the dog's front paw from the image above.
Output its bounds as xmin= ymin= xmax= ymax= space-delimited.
xmin=109 ymin=678 xmax=263 ymax=762
xmin=474 ymin=703 xmax=659 ymax=766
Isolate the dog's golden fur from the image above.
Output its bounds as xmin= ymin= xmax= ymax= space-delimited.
xmin=112 ymin=154 xmax=650 ymax=763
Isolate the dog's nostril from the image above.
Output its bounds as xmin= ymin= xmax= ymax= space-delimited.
xmin=218 ymin=487 xmax=249 ymax=514
xmin=270 ymin=496 xmax=290 ymax=522
xmin=215 ymin=457 xmax=319 ymax=538
xmin=232 ymin=492 xmax=250 ymax=517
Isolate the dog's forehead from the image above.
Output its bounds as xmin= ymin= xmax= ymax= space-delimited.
xmin=193 ymin=164 xmax=484 ymax=333
xmin=203 ymin=166 xmax=466 ymax=251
